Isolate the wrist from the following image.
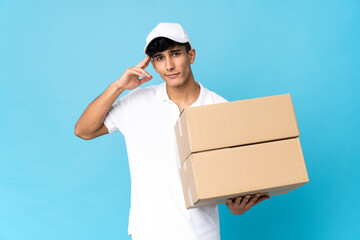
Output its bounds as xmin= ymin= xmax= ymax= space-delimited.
xmin=112 ymin=81 xmax=126 ymax=92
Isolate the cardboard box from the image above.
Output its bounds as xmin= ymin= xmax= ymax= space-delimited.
xmin=179 ymin=138 xmax=309 ymax=209
xmin=174 ymin=94 xmax=299 ymax=166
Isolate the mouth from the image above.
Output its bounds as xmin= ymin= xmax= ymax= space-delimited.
xmin=165 ymin=72 xmax=180 ymax=79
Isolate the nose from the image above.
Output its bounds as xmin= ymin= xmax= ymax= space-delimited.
xmin=165 ymin=57 xmax=175 ymax=71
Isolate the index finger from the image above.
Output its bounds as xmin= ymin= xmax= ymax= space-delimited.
xmin=136 ymin=56 xmax=151 ymax=69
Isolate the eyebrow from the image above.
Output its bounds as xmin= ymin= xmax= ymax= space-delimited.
xmin=153 ymin=49 xmax=181 ymax=59
xmin=153 ymin=53 xmax=162 ymax=59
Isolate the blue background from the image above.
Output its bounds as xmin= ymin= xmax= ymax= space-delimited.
xmin=1 ymin=0 xmax=359 ymax=239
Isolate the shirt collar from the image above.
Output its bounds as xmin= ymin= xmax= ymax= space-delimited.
xmin=155 ymin=82 xmax=170 ymax=102
xmin=155 ymin=81 xmax=211 ymax=105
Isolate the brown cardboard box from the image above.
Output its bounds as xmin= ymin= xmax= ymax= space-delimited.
xmin=179 ymin=138 xmax=309 ymax=209
xmin=174 ymin=94 xmax=299 ymax=166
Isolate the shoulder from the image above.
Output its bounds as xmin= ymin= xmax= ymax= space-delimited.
xmin=209 ymin=90 xmax=228 ymax=103
xmin=127 ymin=84 xmax=158 ymax=98
xmin=199 ymin=82 xmax=228 ymax=104
xmin=120 ymin=83 xmax=162 ymax=104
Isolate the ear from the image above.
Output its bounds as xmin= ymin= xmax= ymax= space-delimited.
xmin=188 ymin=49 xmax=196 ymax=64
xmin=151 ymin=59 xmax=158 ymax=73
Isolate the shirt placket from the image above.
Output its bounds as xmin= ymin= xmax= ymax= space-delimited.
xmin=168 ymin=100 xmax=181 ymax=125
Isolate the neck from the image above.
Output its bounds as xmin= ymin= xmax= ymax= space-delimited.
xmin=166 ymin=73 xmax=200 ymax=111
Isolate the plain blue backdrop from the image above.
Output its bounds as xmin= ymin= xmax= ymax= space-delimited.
xmin=1 ymin=0 xmax=359 ymax=239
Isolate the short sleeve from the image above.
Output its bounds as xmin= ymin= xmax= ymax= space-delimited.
xmin=103 ymin=95 xmax=129 ymax=134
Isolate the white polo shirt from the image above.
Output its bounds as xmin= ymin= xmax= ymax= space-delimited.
xmin=104 ymin=81 xmax=227 ymax=240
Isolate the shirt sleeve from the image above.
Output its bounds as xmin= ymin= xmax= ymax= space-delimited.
xmin=103 ymin=95 xmax=129 ymax=134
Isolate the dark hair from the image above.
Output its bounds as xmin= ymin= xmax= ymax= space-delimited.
xmin=146 ymin=37 xmax=191 ymax=57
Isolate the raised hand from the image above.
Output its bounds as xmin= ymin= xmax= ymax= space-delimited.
xmin=115 ymin=56 xmax=153 ymax=90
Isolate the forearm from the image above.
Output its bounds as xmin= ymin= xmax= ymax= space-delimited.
xmin=75 ymin=56 xmax=152 ymax=139
xmin=75 ymin=81 xmax=125 ymax=137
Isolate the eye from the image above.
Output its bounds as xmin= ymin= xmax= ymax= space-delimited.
xmin=155 ymin=56 xmax=163 ymax=61
xmin=173 ymin=52 xmax=180 ymax=57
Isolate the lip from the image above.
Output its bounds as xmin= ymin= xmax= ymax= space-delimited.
xmin=165 ymin=73 xmax=180 ymax=79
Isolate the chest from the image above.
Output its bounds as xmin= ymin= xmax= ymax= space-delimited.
xmin=125 ymin=101 xmax=180 ymax=144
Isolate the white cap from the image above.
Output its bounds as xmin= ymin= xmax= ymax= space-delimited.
xmin=144 ymin=22 xmax=192 ymax=54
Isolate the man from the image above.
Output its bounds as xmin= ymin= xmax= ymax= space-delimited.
xmin=75 ymin=23 xmax=270 ymax=240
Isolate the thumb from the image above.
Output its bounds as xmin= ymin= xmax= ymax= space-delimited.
xmin=138 ymin=75 xmax=152 ymax=85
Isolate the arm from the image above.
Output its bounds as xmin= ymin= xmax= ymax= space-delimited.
xmin=225 ymin=193 xmax=270 ymax=215
xmin=74 ymin=56 xmax=152 ymax=140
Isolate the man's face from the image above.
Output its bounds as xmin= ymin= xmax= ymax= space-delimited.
xmin=150 ymin=45 xmax=196 ymax=88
